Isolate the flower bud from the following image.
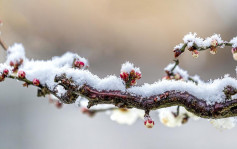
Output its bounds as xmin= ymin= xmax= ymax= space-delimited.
xmin=18 ymin=71 xmax=25 ymax=79
xmin=192 ymin=50 xmax=199 ymax=58
xmin=173 ymin=49 xmax=182 ymax=58
xmin=79 ymin=61 xmax=85 ymax=69
xmin=210 ymin=47 xmax=217 ymax=55
xmin=3 ymin=69 xmax=9 ymax=76
xmin=33 ymin=78 xmax=40 ymax=86
xmin=144 ymin=118 xmax=155 ymax=128
xmin=74 ymin=60 xmax=80 ymax=68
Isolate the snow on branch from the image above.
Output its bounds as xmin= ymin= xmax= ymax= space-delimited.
xmin=1 ymin=31 xmax=237 ymax=129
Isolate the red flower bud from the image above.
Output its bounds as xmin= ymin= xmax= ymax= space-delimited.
xmin=33 ymin=78 xmax=40 ymax=86
xmin=18 ymin=71 xmax=25 ymax=79
xmin=10 ymin=61 xmax=14 ymax=66
xmin=79 ymin=61 xmax=85 ymax=69
xmin=74 ymin=60 xmax=80 ymax=67
xmin=144 ymin=118 xmax=155 ymax=128
xmin=3 ymin=69 xmax=9 ymax=76
xmin=173 ymin=49 xmax=182 ymax=58
xmin=136 ymin=72 xmax=142 ymax=79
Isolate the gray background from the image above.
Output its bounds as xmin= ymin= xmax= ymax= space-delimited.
xmin=1 ymin=0 xmax=237 ymax=148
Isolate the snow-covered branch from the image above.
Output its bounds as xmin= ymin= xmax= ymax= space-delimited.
xmin=1 ymin=31 xmax=237 ymax=129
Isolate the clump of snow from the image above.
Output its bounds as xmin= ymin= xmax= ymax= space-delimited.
xmin=230 ymin=37 xmax=237 ymax=48
xmin=203 ymin=34 xmax=224 ymax=48
xmin=121 ymin=61 xmax=140 ymax=73
xmin=128 ymin=75 xmax=237 ymax=105
xmin=173 ymin=43 xmax=184 ymax=50
xmin=6 ymin=43 xmax=26 ymax=64
xmin=56 ymin=85 xmax=67 ymax=96
xmin=183 ymin=32 xmax=203 ymax=48
xmin=78 ymin=98 xmax=116 ymax=110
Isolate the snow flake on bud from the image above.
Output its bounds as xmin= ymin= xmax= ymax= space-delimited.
xmin=173 ymin=43 xmax=184 ymax=58
xmin=144 ymin=117 xmax=155 ymax=128
xmin=192 ymin=50 xmax=199 ymax=58
xmin=32 ymin=78 xmax=40 ymax=86
xmin=120 ymin=62 xmax=141 ymax=88
xmin=18 ymin=70 xmax=25 ymax=79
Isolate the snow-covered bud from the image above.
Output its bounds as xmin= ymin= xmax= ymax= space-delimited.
xmin=18 ymin=70 xmax=25 ymax=79
xmin=32 ymin=78 xmax=40 ymax=86
xmin=3 ymin=69 xmax=9 ymax=76
xmin=120 ymin=62 xmax=141 ymax=88
xmin=144 ymin=117 xmax=155 ymax=128
xmin=192 ymin=50 xmax=199 ymax=58
xmin=74 ymin=59 xmax=86 ymax=69
xmin=232 ymin=47 xmax=237 ymax=61
xmin=0 ymin=74 xmax=5 ymax=82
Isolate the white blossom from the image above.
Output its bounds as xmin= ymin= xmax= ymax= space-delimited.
xmin=110 ymin=108 xmax=144 ymax=125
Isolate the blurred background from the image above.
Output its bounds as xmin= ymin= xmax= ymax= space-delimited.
xmin=1 ymin=0 xmax=237 ymax=148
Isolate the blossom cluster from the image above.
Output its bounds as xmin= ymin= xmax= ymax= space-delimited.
xmin=120 ymin=62 xmax=142 ymax=88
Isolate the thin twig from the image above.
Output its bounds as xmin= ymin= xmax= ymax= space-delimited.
xmin=0 ymin=37 xmax=8 ymax=51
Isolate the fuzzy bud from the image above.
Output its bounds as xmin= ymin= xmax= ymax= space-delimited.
xmin=18 ymin=71 xmax=25 ymax=79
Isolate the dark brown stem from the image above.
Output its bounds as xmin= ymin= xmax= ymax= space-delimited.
xmin=78 ymin=85 xmax=237 ymax=119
